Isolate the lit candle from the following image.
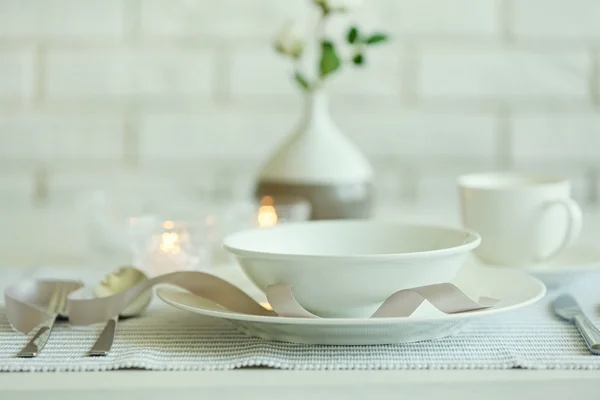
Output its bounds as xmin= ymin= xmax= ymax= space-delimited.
xmin=257 ymin=196 xmax=278 ymax=228
xmin=159 ymin=231 xmax=181 ymax=254
xmin=140 ymin=220 xmax=194 ymax=276
xmin=158 ymin=221 xmax=182 ymax=254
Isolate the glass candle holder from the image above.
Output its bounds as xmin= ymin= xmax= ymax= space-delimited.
xmin=129 ymin=217 xmax=215 ymax=278
xmin=83 ymin=186 xmax=208 ymax=272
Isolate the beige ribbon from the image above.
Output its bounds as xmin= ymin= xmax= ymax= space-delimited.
xmin=4 ymin=271 xmax=498 ymax=335
xmin=4 ymin=280 xmax=82 ymax=334
xmin=265 ymin=283 xmax=498 ymax=319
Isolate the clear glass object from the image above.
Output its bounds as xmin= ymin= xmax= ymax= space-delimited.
xmin=128 ymin=217 xmax=214 ymax=277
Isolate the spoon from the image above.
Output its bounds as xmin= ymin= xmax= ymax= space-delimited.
xmin=88 ymin=266 xmax=152 ymax=357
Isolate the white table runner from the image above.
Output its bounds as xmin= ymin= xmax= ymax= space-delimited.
xmin=1 ymin=267 xmax=600 ymax=371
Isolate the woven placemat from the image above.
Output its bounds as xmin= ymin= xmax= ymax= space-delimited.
xmin=1 ymin=267 xmax=599 ymax=371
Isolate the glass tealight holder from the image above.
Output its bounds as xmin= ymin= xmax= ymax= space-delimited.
xmin=83 ymin=186 xmax=208 ymax=273
xmin=256 ymin=195 xmax=312 ymax=228
xmin=128 ymin=217 xmax=215 ymax=278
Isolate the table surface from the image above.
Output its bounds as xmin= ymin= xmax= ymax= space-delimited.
xmin=1 ymin=204 xmax=600 ymax=399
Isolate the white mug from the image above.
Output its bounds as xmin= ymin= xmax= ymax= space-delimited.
xmin=458 ymin=172 xmax=582 ymax=266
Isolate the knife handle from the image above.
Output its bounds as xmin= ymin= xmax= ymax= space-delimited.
xmin=574 ymin=314 xmax=600 ymax=355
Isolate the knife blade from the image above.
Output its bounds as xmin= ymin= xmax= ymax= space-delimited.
xmin=553 ymin=294 xmax=600 ymax=355
xmin=88 ymin=315 xmax=118 ymax=357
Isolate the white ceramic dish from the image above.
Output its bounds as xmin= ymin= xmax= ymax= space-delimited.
xmin=157 ymin=264 xmax=545 ymax=345
xmin=484 ymin=243 xmax=600 ymax=289
xmin=222 ymin=220 xmax=481 ymax=318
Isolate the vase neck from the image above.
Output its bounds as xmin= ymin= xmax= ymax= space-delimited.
xmin=301 ymin=89 xmax=333 ymax=135
xmin=305 ymin=88 xmax=329 ymax=110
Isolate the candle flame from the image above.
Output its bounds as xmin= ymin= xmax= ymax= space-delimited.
xmin=258 ymin=196 xmax=278 ymax=227
xmin=259 ymin=301 xmax=273 ymax=311
xmin=258 ymin=205 xmax=278 ymax=227
xmin=160 ymin=231 xmax=181 ymax=254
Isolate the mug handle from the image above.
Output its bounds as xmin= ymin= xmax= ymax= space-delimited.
xmin=536 ymin=198 xmax=582 ymax=262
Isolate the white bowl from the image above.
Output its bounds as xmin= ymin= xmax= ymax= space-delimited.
xmin=223 ymin=220 xmax=481 ymax=318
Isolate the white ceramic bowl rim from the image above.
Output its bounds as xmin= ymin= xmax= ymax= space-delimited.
xmin=222 ymin=220 xmax=481 ymax=262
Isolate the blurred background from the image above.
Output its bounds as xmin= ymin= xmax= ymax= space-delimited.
xmin=0 ymin=0 xmax=599 ymax=267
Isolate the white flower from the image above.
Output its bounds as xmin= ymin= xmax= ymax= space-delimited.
xmin=313 ymin=0 xmax=362 ymax=13
xmin=274 ymin=22 xmax=305 ymax=58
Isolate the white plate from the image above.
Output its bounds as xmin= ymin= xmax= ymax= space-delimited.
xmin=157 ymin=264 xmax=545 ymax=345
xmin=516 ymin=244 xmax=600 ymax=289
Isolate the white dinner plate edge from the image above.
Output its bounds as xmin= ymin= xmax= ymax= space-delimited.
xmin=156 ymin=270 xmax=546 ymax=326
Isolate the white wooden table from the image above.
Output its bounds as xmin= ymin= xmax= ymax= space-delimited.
xmin=1 ymin=369 xmax=599 ymax=400
xmin=1 ymin=204 xmax=600 ymax=399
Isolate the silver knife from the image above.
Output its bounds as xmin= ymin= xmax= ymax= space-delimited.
xmin=553 ymin=294 xmax=600 ymax=355
xmin=88 ymin=315 xmax=118 ymax=357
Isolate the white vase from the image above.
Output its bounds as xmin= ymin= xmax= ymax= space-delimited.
xmin=255 ymin=89 xmax=374 ymax=220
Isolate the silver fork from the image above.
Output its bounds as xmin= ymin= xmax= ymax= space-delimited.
xmin=16 ymin=282 xmax=72 ymax=358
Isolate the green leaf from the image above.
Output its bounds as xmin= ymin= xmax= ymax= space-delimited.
xmin=347 ymin=26 xmax=359 ymax=44
xmin=352 ymin=53 xmax=364 ymax=65
xmin=294 ymin=72 xmax=310 ymax=90
xmin=319 ymin=41 xmax=341 ymax=78
xmin=366 ymin=33 xmax=388 ymax=45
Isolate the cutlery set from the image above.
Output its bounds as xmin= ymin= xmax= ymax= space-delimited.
xmin=15 ymin=266 xmax=151 ymax=358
